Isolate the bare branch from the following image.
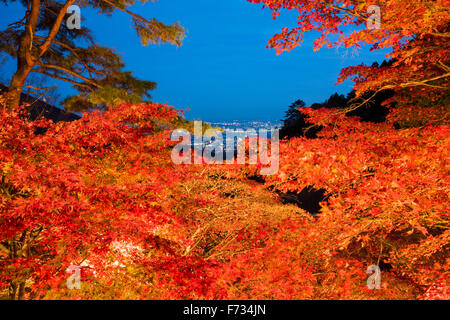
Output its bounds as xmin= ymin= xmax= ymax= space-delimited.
xmin=325 ymin=4 xmax=368 ymax=22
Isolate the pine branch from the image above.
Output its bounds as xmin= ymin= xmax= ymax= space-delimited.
xmin=34 ymin=35 xmax=107 ymax=78
xmin=345 ymin=72 xmax=450 ymax=113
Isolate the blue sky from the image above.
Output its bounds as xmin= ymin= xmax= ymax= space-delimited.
xmin=0 ymin=0 xmax=390 ymax=122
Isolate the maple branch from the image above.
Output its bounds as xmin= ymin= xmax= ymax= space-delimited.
xmin=42 ymin=2 xmax=59 ymax=17
xmin=325 ymin=4 xmax=368 ymax=22
xmin=19 ymin=226 xmax=43 ymax=257
xmin=429 ymin=32 xmax=450 ymax=38
xmin=24 ymin=0 xmax=41 ymax=66
xmin=345 ymin=72 xmax=450 ymax=113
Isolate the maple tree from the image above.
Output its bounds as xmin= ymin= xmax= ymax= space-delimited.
xmin=248 ymin=0 xmax=449 ymax=121
xmin=0 ymin=0 xmax=448 ymax=302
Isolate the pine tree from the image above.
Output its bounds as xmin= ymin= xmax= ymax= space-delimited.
xmin=0 ymin=0 xmax=185 ymax=111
